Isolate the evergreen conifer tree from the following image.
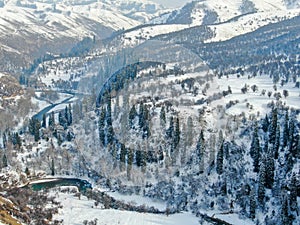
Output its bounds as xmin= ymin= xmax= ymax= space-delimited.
xmin=281 ymin=196 xmax=293 ymax=225
xmin=166 ymin=116 xmax=174 ymax=139
xmin=14 ymin=133 xmax=21 ymax=149
xmin=289 ymin=173 xmax=298 ymax=213
xmin=58 ymin=111 xmax=67 ymax=129
xmin=186 ymin=116 xmax=194 ymax=146
xmin=160 ymin=106 xmax=166 ymax=127
xmin=129 ymin=105 xmax=137 ymax=129
xmin=138 ymin=103 xmax=144 ymax=129
xmin=250 ymin=122 xmax=261 ymax=172
xmin=51 ymin=158 xmax=55 ymax=176
xmin=174 ymin=117 xmax=180 ymax=148
xmin=127 ymin=148 xmax=133 ymax=180
xmin=2 ymin=133 xmax=7 ymax=149
xmin=2 ymin=154 xmax=8 ymax=168
xmin=262 ymin=114 xmax=269 ymax=133
xmin=283 ymin=110 xmax=289 ymax=148
xmin=98 ymin=107 xmax=106 ymax=146
xmin=119 ymin=144 xmax=127 ymax=171
xmin=68 ymin=103 xmax=72 ymax=125
xmin=106 ymin=97 xmax=114 ymax=145
xmin=265 ymin=147 xmax=275 ymax=189
xmin=249 ymin=187 xmax=256 ymax=219
xmin=142 ymin=105 xmax=150 ymax=139
xmin=34 ymin=119 xmax=41 ymax=142
xmin=257 ymin=156 xmax=266 ymax=207
xmin=48 ymin=111 xmax=55 ymax=130
xmin=274 ymin=123 xmax=280 ymax=159
xmin=269 ymin=108 xmax=278 ymax=145
xmin=136 ymin=150 xmax=142 ymax=167
xmin=216 ymin=141 xmax=224 ymax=175
xmin=42 ymin=114 xmax=47 ymax=128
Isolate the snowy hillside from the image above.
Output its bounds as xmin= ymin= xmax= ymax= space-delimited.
xmin=206 ymin=8 xmax=300 ymax=42
xmin=165 ymin=0 xmax=299 ymax=25
xmin=0 ymin=0 xmax=167 ymax=72
xmin=146 ymin=0 xmax=300 ymax=43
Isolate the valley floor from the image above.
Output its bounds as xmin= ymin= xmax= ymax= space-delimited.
xmin=53 ymin=191 xmax=200 ymax=225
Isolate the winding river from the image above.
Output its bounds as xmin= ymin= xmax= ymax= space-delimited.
xmin=33 ymin=90 xmax=87 ymax=121
xmin=28 ymin=178 xmax=92 ymax=192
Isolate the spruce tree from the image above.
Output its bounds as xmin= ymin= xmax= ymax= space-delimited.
xmin=119 ymin=144 xmax=127 ymax=171
xmin=67 ymin=132 xmax=72 ymax=142
xmin=265 ymin=147 xmax=275 ymax=189
xmin=138 ymin=103 xmax=144 ymax=129
xmin=136 ymin=150 xmax=142 ymax=167
xmin=196 ymin=131 xmax=205 ymax=173
xmin=42 ymin=114 xmax=47 ymax=128
xmin=142 ymin=105 xmax=150 ymax=139
xmin=269 ymin=108 xmax=278 ymax=145
xmin=106 ymin=98 xmax=114 ymax=145
xmin=48 ymin=111 xmax=55 ymax=130
xmin=129 ymin=105 xmax=137 ymax=129
xmin=196 ymin=131 xmax=204 ymax=161
xmin=141 ymin=149 xmax=147 ymax=173
xmin=216 ymin=141 xmax=224 ymax=175
xmin=160 ymin=106 xmax=166 ymax=127
xmin=250 ymin=122 xmax=261 ymax=173
xmin=51 ymin=158 xmax=55 ymax=176
xmin=186 ymin=116 xmax=194 ymax=146
xmin=274 ymin=123 xmax=280 ymax=159
xmin=127 ymin=148 xmax=133 ymax=180
xmin=29 ymin=117 xmax=35 ymax=135
xmin=289 ymin=173 xmax=298 ymax=213
xmin=68 ymin=103 xmax=72 ymax=125
xmin=297 ymin=137 xmax=300 ymax=159
xmin=58 ymin=111 xmax=67 ymax=129
xmin=262 ymin=114 xmax=269 ymax=133
xmin=64 ymin=106 xmax=69 ymax=126
xmin=98 ymin=107 xmax=106 ymax=146
xmin=2 ymin=133 xmax=7 ymax=148
xmin=166 ymin=116 xmax=174 ymax=139
xmin=34 ymin=119 xmax=41 ymax=142
xmin=285 ymin=152 xmax=294 ymax=174
xmin=14 ymin=133 xmax=21 ymax=149
xmin=257 ymin=156 xmax=266 ymax=207
xmin=249 ymin=187 xmax=256 ymax=219
xmin=283 ymin=110 xmax=289 ymax=148
xmin=2 ymin=154 xmax=8 ymax=168
xmin=287 ymin=115 xmax=297 ymax=157
xmin=174 ymin=117 xmax=180 ymax=148
xmin=281 ymin=196 xmax=293 ymax=225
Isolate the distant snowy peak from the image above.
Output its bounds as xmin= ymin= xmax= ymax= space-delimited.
xmin=2 ymin=0 xmax=166 ymax=23
xmin=164 ymin=0 xmax=300 ymax=26
xmin=285 ymin=0 xmax=300 ymax=9
xmin=100 ymin=0 xmax=167 ymax=23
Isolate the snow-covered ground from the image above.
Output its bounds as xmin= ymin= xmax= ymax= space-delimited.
xmin=214 ymin=73 xmax=300 ymax=118
xmin=53 ymin=191 xmax=200 ymax=225
xmin=106 ymin=191 xmax=166 ymax=211
xmin=122 ymin=24 xmax=190 ymax=46
xmin=207 ymin=9 xmax=300 ymax=43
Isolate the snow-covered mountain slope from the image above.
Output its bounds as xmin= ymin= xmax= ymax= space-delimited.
xmin=0 ymin=0 xmax=168 ymax=73
xmin=145 ymin=0 xmax=299 ymax=43
xmin=206 ymin=8 xmax=300 ymax=42
xmin=102 ymin=0 xmax=300 ymax=57
xmin=108 ymin=24 xmax=191 ymax=48
xmin=165 ymin=0 xmax=299 ymax=25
